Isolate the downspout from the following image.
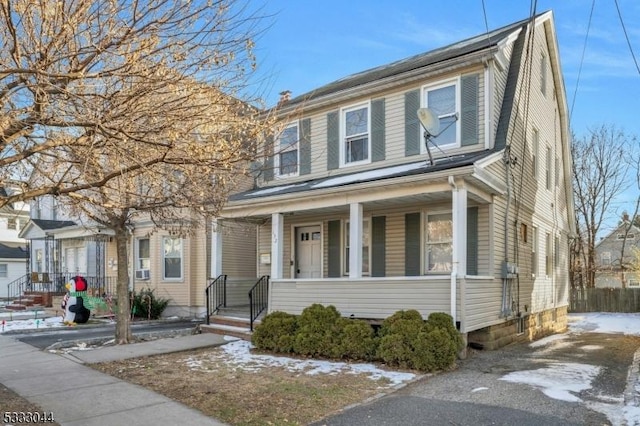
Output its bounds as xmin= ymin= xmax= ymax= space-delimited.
xmin=448 ymin=176 xmax=458 ymax=324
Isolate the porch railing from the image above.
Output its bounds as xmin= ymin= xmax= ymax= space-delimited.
xmin=205 ymin=274 xmax=227 ymax=325
xmin=248 ymin=275 xmax=269 ymax=331
xmin=5 ymin=273 xmax=118 ymax=303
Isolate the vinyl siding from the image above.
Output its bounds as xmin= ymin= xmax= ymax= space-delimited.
xmin=259 ymin=66 xmax=487 ymax=187
xmin=269 ymin=278 xmax=452 ymax=319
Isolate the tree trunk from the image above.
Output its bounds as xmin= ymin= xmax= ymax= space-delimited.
xmin=115 ymin=227 xmax=132 ymax=344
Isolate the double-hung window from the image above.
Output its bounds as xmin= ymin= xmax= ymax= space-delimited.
xmin=163 ymin=236 xmax=183 ymax=280
xmin=531 ymin=226 xmax=538 ymax=277
xmin=423 ymin=79 xmax=459 ymax=148
xmin=0 ymin=264 xmax=7 ymax=278
xmin=344 ymin=219 xmax=370 ymax=275
xmin=425 ymin=212 xmax=453 ymax=273
xmin=276 ymin=122 xmax=299 ymax=176
xmin=342 ymin=103 xmax=370 ymax=165
xmin=136 ymin=238 xmax=150 ymax=270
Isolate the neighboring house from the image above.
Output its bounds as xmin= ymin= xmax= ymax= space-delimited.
xmin=217 ymin=11 xmax=576 ymax=349
xmin=594 ymin=214 xmax=640 ymax=288
xmin=18 ymin=195 xmax=116 ymax=297
xmin=0 ymin=186 xmax=29 ymax=298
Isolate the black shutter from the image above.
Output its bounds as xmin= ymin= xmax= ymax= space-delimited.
xmin=299 ymin=118 xmax=311 ymax=175
xmin=371 ymin=216 xmax=386 ymax=277
xmin=461 ymin=74 xmax=479 ymax=147
xmin=371 ymin=98 xmax=386 ymax=162
xmin=405 ymin=213 xmax=421 ymax=276
xmin=405 ymin=90 xmax=421 ymax=156
xmin=328 ymin=220 xmax=341 ymax=277
xmin=327 ymin=111 xmax=339 ymax=170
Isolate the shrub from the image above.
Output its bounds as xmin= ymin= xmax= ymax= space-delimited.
xmin=131 ymin=288 xmax=170 ymax=320
xmin=426 ymin=312 xmax=464 ymax=352
xmin=252 ymin=311 xmax=298 ymax=353
xmin=339 ymin=319 xmax=378 ymax=361
xmin=379 ymin=309 xmax=424 ymax=336
xmin=413 ymin=328 xmax=457 ymax=372
xmin=377 ymin=333 xmax=414 ymax=368
xmin=293 ymin=304 xmax=344 ymax=358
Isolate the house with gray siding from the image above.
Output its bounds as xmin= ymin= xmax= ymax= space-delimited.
xmin=594 ymin=214 xmax=640 ymax=288
xmin=214 ymin=11 xmax=575 ymax=349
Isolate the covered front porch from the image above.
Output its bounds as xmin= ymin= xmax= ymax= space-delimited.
xmin=219 ymin=157 xmax=506 ymax=334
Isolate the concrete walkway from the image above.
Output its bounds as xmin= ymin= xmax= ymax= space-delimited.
xmin=0 ymin=333 xmax=229 ymax=426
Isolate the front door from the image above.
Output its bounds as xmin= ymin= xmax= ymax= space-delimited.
xmin=295 ymin=226 xmax=321 ymax=278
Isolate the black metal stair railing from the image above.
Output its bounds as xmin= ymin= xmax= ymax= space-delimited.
xmin=205 ymin=274 xmax=227 ymax=325
xmin=248 ymin=275 xmax=269 ymax=331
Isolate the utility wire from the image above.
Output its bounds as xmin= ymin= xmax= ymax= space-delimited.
xmin=569 ymin=0 xmax=595 ymax=123
xmin=481 ymin=0 xmax=490 ymax=41
xmin=614 ymin=0 xmax=640 ymax=76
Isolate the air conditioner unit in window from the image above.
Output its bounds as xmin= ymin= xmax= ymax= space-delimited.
xmin=135 ymin=269 xmax=150 ymax=280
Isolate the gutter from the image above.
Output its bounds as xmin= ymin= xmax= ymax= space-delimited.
xmin=448 ymin=176 xmax=458 ymax=325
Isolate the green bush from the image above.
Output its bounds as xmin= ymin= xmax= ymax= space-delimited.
xmin=131 ymin=288 xmax=170 ymax=320
xmin=426 ymin=312 xmax=464 ymax=351
xmin=339 ymin=319 xmax=378 ymax=361
xmin=377 ymin=310 xmax=424 ymax=368
xmin=379 ymin=309 xmax=424 ymax=336
xmin=413 ymin=328 xmax=457 ymax=372
xmin=252 ymin=311 xmax=298 ymax=353
xmin=378 ymin=333 xmax=414 ymax=368
xmin=293 ymin=304 xmax=344 ymax=358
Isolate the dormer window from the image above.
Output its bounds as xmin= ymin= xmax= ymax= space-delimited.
xmin=276 ymin=122 xmax=299 ymax=177
xmin=423 ymin=79 xmax=459 ymax=149
xmin=341 ymin=102 xmax=370 ymax=166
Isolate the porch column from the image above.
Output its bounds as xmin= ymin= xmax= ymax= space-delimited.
xmin=450 ymin=178 xmax=467 ymax=325
xmin=210 ymin=219 xmax=223 ymax=278
xmin=271 ymin=213 xmax=284 ymax=279
xmin=349 ymin=203 xmax=363 ymax=279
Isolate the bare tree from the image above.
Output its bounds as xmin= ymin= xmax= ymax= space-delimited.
xmin=571 ymin=124 xmax=635 ymax=288
xmin=0 ymin=0 xmax=277 ymax=343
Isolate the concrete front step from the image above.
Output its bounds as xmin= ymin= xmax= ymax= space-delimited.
xmin=200 ymin=323 xmax=252 ymax=341
xmin=5 ymin=304 xmax=28 ymax=311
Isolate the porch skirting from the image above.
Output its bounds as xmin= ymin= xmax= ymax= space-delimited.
xmin=467 ymin=306 xmax=568 ymax=350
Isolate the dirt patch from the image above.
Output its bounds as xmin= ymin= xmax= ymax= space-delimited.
xmin=0 ymin=384 xmax=61 ymax=426
xmin=91 ymin=345 xmax=412 ymax=425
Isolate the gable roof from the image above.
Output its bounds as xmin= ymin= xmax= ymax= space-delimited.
xmin=31 ymin=219 xmax=76 ymax=230
xmin=282 ymin=15 xmax=535 ymax=108
xmin=596 ymin=222 xmax=640 ymax=248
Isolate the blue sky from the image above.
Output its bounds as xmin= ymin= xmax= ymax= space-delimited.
xmin=251 ymin=0 xmax=640 ymax=232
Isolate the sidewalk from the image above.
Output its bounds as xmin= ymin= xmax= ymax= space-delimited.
xmin=0 ymin=333 xmax=229 ymax=426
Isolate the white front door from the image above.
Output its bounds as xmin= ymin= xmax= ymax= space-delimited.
xmin=295 ymin=226 xmax=321 ymax=278
xmin=77 ymin=247 xmax=87 ymax=274
xmin=65 ymin=248 xmax=76 ymax=273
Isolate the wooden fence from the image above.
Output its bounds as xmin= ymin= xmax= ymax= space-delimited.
xmin=570 ymin=287 xmax=640 ymax=313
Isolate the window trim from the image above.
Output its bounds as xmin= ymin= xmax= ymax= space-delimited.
xmin=135 ymin=237 xmax=151 ymax=272
xmin=343 ymin=218 xmax=371 ymax=276
xmin=340 ymin=101 xmax=371 ymax=167
xmin=545 ymin=232 xmax=552 ymax=278
xmin=423 ymin=210 xmax=453 ymax=274
xmin=421 ymin=77 xmax=461 ymax=151
xmin=545 ymin=145 xmax=552 ymax=191
xmin=275 ymin=121 xmax=300 ymax=178
xmin=532 ymin=128 xmax=539 ymax=179
xmin=0 ymin=263 xmax=7 ymax=278
xmin=531 ymin=226 xmax=538 ymax=278
xmin=162 ymin=236 xmax=184 ymax=281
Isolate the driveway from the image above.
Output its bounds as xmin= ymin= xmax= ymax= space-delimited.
xmin=315 ymin=315 xmax=640 ymax=426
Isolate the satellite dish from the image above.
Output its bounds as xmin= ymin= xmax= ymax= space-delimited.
xmin=417 ymin=108 xmax=440 ymax=136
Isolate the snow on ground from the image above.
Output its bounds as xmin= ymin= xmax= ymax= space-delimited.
xmin=0 ymin=314 xmax=64 ymax=332
xmin=499 ymin=313 xmax=640 ymax=426
xmin=183 ymin=339 xmax=416 ymax=388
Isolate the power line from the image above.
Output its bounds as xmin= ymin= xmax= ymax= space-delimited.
xmin=569 ymin=0 xmax=595 ymax=123
xmin=614 ymin=0 xmax=640 ymax=76
xmin=481 ymin=0 xmax=490 ymax=40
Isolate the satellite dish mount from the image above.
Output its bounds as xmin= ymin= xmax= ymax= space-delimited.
xmin=416 ymin=108 xmax=458 ymax=166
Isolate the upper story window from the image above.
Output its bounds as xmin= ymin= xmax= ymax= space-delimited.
xmin=532 ymin=226 xmax=538 ymax=277
xmin=423 ymin=79 xmax=459 ymax=149
xmin=341 ymin=103 xmax=370 ymax=166
xmin=276 ymin=122 xmax=299 ymax=177
xmin=601 ymin=251 xmax=612 ymax=266
xmin=617 ymin=233 xmax=635 ymax=240
xmin=545 ymin=146 xmax=552 ymax=190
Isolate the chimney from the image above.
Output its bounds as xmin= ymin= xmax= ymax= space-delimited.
xmin=623 ymin=211 xmax=630 ymax=222
xmin=278 ymin=90 xmax=291 ymax=106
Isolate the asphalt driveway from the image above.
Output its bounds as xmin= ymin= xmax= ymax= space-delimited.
xmin=314 ymin=330 xmax=640 ymax=425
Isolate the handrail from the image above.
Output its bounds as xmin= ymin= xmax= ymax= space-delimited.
xmin=205 ymin=274 xmax=227 ymax=325
xmin=248 ymin=275 xmax=269 ymax=331
xmin=6 ymin=273 xmax=117 ymax=305
xmin=6 ymin=274 xmax=30 ymax=302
